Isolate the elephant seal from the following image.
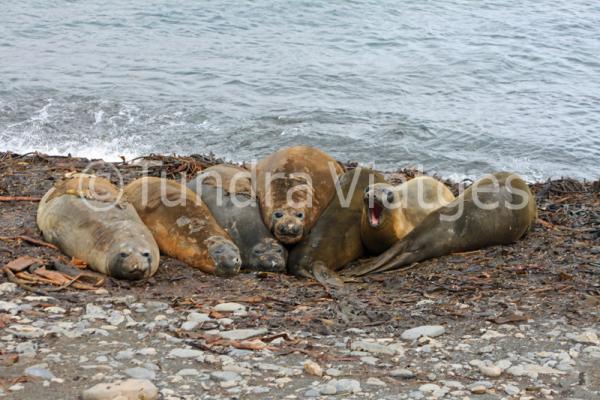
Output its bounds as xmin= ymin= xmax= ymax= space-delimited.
xmin=187 ymin=164 xmax=287 ymax=272
xmin=361 ymin=176 xmax=455 ymax=254
xmin=254 ymin=146 xmax=345 ymax=244
xmin=345 ymin=172 xmax=537 ymax=276
xmin=36 ymin=173 xmax=160 ymax=280
xmin=124 ymin=177 xmax=241 ymax=277
xmin=288 ymin=168 xmax=385 ymax=278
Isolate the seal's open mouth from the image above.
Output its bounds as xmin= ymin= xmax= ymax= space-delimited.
xmin=369 ymin=201 xmax=383 ymax=227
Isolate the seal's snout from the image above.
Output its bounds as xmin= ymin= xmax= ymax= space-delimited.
xmin=274 ymin=222 xmax=303 ymax=244
xmin=109 ymin=250 xmax=152 ymax=280
xmin=277 ymin=223 xmax=301 ymax=236
xmin=250 ymin=240 xmax=287 ymax=272
xmin=209 ymin=241 xmax=242 ymax=277
xmin=272 ymin=210 xmax=304 ymax=244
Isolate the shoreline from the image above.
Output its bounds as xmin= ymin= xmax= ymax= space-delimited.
xmin=2 ymin=150 xmax=598 ymax=185
xmin=0 ymin=151 xmax=599 ymax=399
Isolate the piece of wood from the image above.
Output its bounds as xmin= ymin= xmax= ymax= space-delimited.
xmin=0 ymin=196 xmax=41 ymax=202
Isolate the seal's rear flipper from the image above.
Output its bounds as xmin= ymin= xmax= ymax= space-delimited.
xmin=341 ymin=240 xmax=409 ymax=276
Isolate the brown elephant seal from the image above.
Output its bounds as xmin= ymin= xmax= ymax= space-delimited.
xmin=288 ymin=168 xmax=385 ymax=278
xmin=345 ymin=172 xmax=537 ymax=276
xmin=187 ymin=164 xmax=287 ymax=272
xmin=36 ymin=173 xmax=160 ymax=280
xmin=254 ymin=146 xmax=345 ymax=244
xmin=361 ymin=176 xmax=455 ymax=254
xmin=124 ymin=177 xmax=241 ymax=277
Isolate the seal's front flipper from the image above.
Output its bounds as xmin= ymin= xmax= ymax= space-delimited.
xmin=312 ymin=261 xmax=345 ymax=288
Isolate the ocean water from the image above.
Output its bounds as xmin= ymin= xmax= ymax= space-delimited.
xmin=1 ymin=0 xmax=599 ymax=181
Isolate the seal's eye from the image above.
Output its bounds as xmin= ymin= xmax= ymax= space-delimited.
xmin=386 ymin=191 xmax=395 ymax=203
xmin=119 ymin=252 xmax=128 ymax=258
xmin=276 ymin=247 xmax=284 ymax=254
xmin=273 ymin=211 xmax=284 ymax=219
xmin=364 ymin=186 xmax=371 ymax=194
xmin=295 ymin=211 xmax=304 ymax=219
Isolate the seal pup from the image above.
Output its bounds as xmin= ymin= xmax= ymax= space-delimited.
xmin=124 ymin=177 xmax=241 ymax=277
xmin=254 ymin=146 xmax=345 ymax=245
xmin=37 ymin=173 xmax=160 ymax=280
xmin=361 ymin=176 xmax=455 ymax=254
xmin=345 ymin=172 xmax=537 ymax=276
xmin=187 ymin=164 xmax=287 ymax=272
xmin=288 ymin=168 xmax=386 ymax=278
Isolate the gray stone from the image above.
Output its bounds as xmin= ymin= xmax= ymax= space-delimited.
xmin=145 ymin=301 xmax=168 ymax=311
xmin=0 ymin=301 xmax=19 ymax=313
xmin=366 ymin=377 xmax=386 ymax=386
xmin=107 ymin=311 xmax=125 ymax=326
xmin=408 ymin=390 xmax=425 ymax=399
xmin=335 ymin=379 xmax=361 ymax=394
xmin=250 ymin=386 xmax=270 ymax=394
xmin=470 ymin=384 xmax=487 ymax=394
xmin=7 ymin=325 xmax=46 ymax=339
xmin=168 ymin=348 xmax=204 ymax=359
xmin=319 ymin=383 xmax=337 ymax=395
xmin=82 ymin=379 xmax=158 ymax=400
xmin=180 ymin=321 xmax=199 ymax=331
xmin=0 ymin=282 xmax=18 ymax=295
xmin=138 ymin=348 xmax=156 ymax=356
xmin=304 ymin=388 xmax=320 ymax=397
xmin=177 ymin=369 xmax=201 ymax=377
xmin=566 ymin=331 xmax=599 ymax=345
xmin=16 ymin=341 xmax=37 ymax=357
xmin=351 ymin=340 xmax=396 ymax=355
xmin=480 ymin=365 xmax=502 ymax=377
xmin=124 ymin=367 xmax=156 ymax=381
xmin=504 ymin=384 xmax=520 ymax=396
xmin=85 ymin=304 xmax=107 ymax=320
xmin=211 ymin=371 xmax=241 ymax=382
xmin=401 ymin=325 xmax=446 ymax=340
xmin=419 ymin=383 xmax=440 ymax=393
xmin=360 ymin=356 xmax=379 ymax=365
xmin=115 ymin=350 xmax=135 ymax=361
xmin=25 ymin=365 xmax=55 ymax=380
xmin=390 ymin=368 xmax=415 ymax=379
xmin=188 ymin=312 xmax=211 ymax=322
xmin=213 ymin=303 xmax=246 ymax=313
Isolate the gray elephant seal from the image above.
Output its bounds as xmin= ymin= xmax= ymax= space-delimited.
xmin=187 ymin=164 xmax=287 ymax=272
xmin=361 ymin=176 xmax=455 ymax=254
xmin=36 ymin=173 xmax=160 ymax=280
xmin=125 ymin=177 xmax=241 ymax=277
xmin=288 ymin=168 xmax=385 ymax=278
xmin=346 ymin=172 xmax=537 ymax=276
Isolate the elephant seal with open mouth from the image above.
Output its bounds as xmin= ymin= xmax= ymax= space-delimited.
xmin=345 ymin=172 xmax=537 ymax=276
xmin=361 ymin=176 xmax=455 ymax=254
